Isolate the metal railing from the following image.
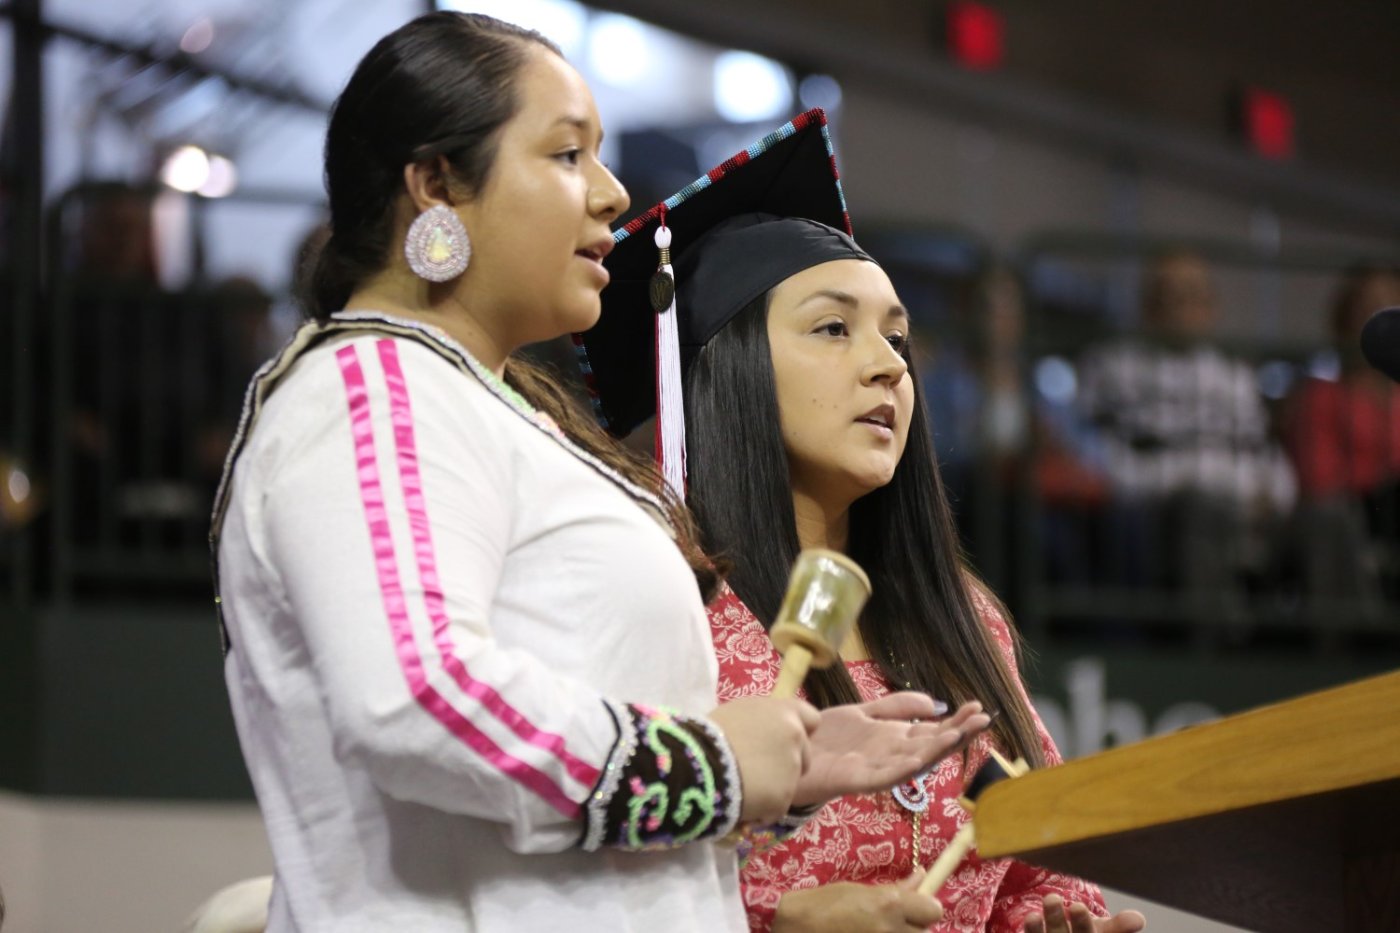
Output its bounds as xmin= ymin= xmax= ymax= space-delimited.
xmin=8 ymin=203 xmax=1400 ymax=649
xmin=1006 ymin=234 xmax=1400 ymax=645
xmin=1 ymin=181 xmax=323 ymax=601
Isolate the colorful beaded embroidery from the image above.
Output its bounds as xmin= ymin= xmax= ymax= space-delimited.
xmin=582 ymin=701 xmax=740 ymax=852
xmin=734 ymin=806 xmax=821 ymax=868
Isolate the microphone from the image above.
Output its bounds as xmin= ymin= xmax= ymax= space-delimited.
xmin=1360 ymin=307 xmax=1400 ymax=383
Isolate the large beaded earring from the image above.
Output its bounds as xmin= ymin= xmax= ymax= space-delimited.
xmin=404 ymin=204 xmax=471 ymax=282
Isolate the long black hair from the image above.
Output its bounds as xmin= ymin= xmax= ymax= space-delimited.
xmin=686 ymin=292 xmax=1044 ymax=766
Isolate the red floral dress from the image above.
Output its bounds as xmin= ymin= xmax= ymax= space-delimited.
xmin=710 ymin=585 xmax=1108 ymax=932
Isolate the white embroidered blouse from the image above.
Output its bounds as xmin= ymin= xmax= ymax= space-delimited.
xmin=214 ymin=314 xmax=745 ymax=932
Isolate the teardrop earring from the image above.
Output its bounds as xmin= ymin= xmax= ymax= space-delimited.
xmin=404 ymin=204 xmax=471 ymax=282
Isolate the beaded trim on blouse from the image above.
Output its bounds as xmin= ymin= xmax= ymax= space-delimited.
xmin=583 ymin=698 xmax=639 ymax=852
xmin=732 ymin=803 xmax=822 ymax=869
xmin=209 ymin=311 xmax=674 ymax=653
xmin=686 ymin=712 xmax=743 ymax=841
xmin=332 ymin=310 xmax=667 ymax=515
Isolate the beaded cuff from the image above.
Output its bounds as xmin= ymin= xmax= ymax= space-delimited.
xmin=734 ymin=804 xmax=820 ymax=866
xmin=581 ymin=700 xmax=741 ymax=852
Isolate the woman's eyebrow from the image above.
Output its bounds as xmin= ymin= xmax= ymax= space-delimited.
xmin=797 ymin=288 xmax=859 ymax=309
xmin=796 ymin=292 xmax=908 ymax=327
xmin=551 ymin=114 xmax=603 ymax=145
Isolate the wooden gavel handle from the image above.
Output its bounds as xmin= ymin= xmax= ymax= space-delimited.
xmin=917 ymin=821 xmax=976 ymax=896
xmin=772 ymin=644 xmax=814 ymax=698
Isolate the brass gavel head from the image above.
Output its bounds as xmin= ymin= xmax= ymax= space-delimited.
xmin=768 ymin=548 xmax=872 ymax=669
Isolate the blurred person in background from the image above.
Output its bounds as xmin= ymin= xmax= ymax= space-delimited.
xmin=1283 ymin=264 xmax=1400 ymax=611
xmin=922 ymin=266 xmax=1108 ymax=592
xmin=1077 ymin=250 xmax=1296 ymax=620
xmin=66 ymin=184 xmax=245 ymax=545
xmin=61 ymin=183 xmax=170 ymax=547
xmin=921 ymin=268 xmax=1028 ymax=510
xmin=66 ymin=182 xmax=162 ymax=460
xmin=197 ymin=275 xmax=278 ymax=484
xmin=70 ymin=180 xmax=160 ymax=285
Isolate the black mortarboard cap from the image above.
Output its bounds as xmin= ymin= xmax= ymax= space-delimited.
xmin=577 ymin=109 xmax=873 ymax=457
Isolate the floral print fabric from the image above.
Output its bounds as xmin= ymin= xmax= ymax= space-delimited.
xmin=710 ymin=586 xmax=1108 ymax=932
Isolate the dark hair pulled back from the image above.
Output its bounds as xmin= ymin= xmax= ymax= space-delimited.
xmin=304 ymin=11 xmax=558 ymax=318
xmin=301 ymin=12 xmax=721 ymax=598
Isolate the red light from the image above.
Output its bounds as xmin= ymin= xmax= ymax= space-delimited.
xmin=947 ymin=2 xmax=1004 ymax=72
xmin=1241 ymin=87 xmax=1294 ymax=160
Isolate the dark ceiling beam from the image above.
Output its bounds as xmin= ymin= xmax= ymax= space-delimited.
xmin=0 ymin=4 xmax=328 ymax=114
xmin=587 ymin=0 xmax=1400 ymax=236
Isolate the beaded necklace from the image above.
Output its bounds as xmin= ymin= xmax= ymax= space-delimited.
xmin=884 ymin=648 xmax=935 ymax=870
xmin=892 ymin=769 xmax=934 ymax=870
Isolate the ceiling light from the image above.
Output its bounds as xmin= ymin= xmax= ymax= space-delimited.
xmin=198 ymin=154 xmax=238 ymax=198
xmin=161 ymin=145 xmax=211 ymax=193
xmin=179 ymin=17 xmax=215 ymax=55
xmin=588 ymin=14 xmax=652 ymax=87
xmin=713 ymin=51 xmax=792 ymax=123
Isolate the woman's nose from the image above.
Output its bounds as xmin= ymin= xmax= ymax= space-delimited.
xmin=589 ymin=162 xmax=630 ymax=222
xmin=863 ymin=337 xmax=908 ymax=386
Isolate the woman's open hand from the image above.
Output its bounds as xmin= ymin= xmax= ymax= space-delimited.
xmin=1023 ymin=894 xmax=1147 ymax=933
xmin=792 ymin=694 xmax=990 ymax=808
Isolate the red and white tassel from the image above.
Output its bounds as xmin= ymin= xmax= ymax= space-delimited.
xmin=651 ymin=213 xmax=686 ymax=498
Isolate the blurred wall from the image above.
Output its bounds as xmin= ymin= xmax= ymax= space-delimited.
xmin=836 ymin=80 xmax=1399 ymax=340
xmin=0 ymin=791 xmax=1256 ymax=933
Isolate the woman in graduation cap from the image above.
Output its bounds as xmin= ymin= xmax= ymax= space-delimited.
xmin=585 ymin=111 xmax=1146 ymax=933
xmin=209 ymin=14 xmax=989 ymax=932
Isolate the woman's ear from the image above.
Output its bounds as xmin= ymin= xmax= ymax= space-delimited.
xmin=402 ymin=156 xmax=457 ymax=213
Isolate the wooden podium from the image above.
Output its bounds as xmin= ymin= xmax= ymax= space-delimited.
xmin=973 ymin=671 xmax=1400 ymax=932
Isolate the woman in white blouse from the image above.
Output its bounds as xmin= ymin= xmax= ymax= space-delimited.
xmin=209 ymin=12 xmax=985 ymax=932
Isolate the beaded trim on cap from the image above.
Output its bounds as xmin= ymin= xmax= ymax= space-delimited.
xmin=573 ymin=108 xmax=849 ymax=430
xmin=612 ymin=109 xmax=852 ymax=241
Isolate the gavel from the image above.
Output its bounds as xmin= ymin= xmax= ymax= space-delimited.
xmin=767 ymin=548 xmax=872 ymax=698
xmin=760 ymin=548 xmax=1026 ymax=899
xmin=916 ymin=749 xmax=1030 ymax=896
xmin=719 ymin=549 xmax=872 ymax=846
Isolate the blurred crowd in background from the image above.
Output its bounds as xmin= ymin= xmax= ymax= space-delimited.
xmin=917 ymin=251 xmax=1400 ymax=637
xmin=3 ymin=0 xmax=1399 ymax=650
xmin=4 ymin=175 xmax=1397 ymax=645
